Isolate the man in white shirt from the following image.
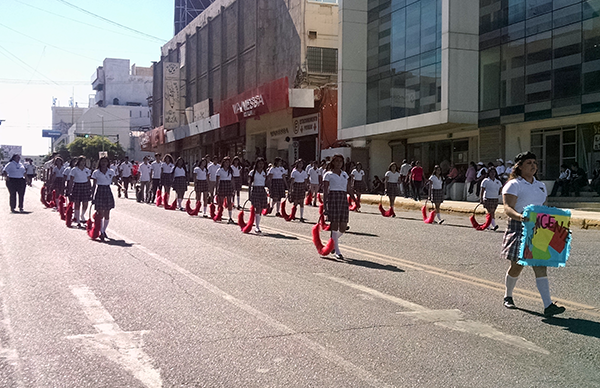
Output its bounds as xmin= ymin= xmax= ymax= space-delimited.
xmin=399 ymin=159 xmax=412 ymax=198
xmin=150 ymin=154 xmax=162 ymax=202
xmin=118 ymin=156 xmax=133 ymax=199
xmin=24 ymin=159 xmax=36 ymax=186
xmin=207 ymin=155 xmax=220 ymax=202
xmin=138 ymin=156 xmax=152 ymax=203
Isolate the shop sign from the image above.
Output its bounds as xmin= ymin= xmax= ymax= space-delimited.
xmin=293 ymin=113 xmax=319 ymax=136
xmin=163 ymin=62 xmax=180 ymax=130
xmin=193 ymin=99 xmax=212 ymax=122
xmin=594 ymin=123 xmax=600 ymax=151
xmin=220 ymin=77 xmax=289 ymax=127
xmin=269 ymin=127 xmax=290 ymax=139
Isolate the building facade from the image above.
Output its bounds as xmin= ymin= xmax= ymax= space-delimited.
xmin=339 ymin=0 xmax=600 ymax=182
xmin=147 ymin=0 xmax=340 ymax=169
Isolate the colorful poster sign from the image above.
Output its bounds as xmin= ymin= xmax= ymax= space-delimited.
xmin=518 ymin=205 xmax=572 ymax=267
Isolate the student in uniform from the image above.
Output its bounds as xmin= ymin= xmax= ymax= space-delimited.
xmin=161 ymin=154 xmax=175 ymax=195
xmin=501 ymin=151 xmax=565 ymax=317
xmin=64 ymin=159 xmax=77 ymax=201
xmin=193 ymin=158 xmax=210 ymax=217
xmin=428 ymin=165 xmax=445 ymax=224
xmin=172 ymin=157 xmax=189 ymax=210
xmin=91 ymin=156 xmax=116 ymax=241
xmin=216 ymin=157 xmax=235 ymax=224
xmin=2 ymin=154 xmax=26 ymax=213
xmin=138 ymin=156 xmax=152 ymax=203
xmin=248 ymin=157 xmax=268 ymax=233
xmin=306 ymin=161 xmax=321 ymax=206
xmin=150 ymin=153 xmax=163 ymax=202
xmin=118 ymin=156 xmax=133 ymax=198
xmin=289 ymin=159 xmax=308 ymax=222
xmin=384 ymin=162 xmax=401 ymax=216
xmin=207 ymin=155 xmax=220 ymax=203
xmin=24 ymin=159 xmax=36 ymax=187
xmin=323 ymin=154 xmax=357 ymax=260
xmin=231 ymin=156 xmax=243 ymax=209
xmin=480 ymin=167 xmax=503 ymax=230
xmin=50 ymin=157 xmax=66 ymax=197
xmin=350 ymin=162 xmax=366 ymax=208
xmin=68 ymin=156 xmax=92 ymax=227
xmin=267 ymin=157 xmax=288 ymax=216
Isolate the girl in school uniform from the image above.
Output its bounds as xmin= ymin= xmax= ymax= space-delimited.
xmin=64 ymin=159 xmax=77 ymax=201
xmin=323 ymin=154 xmax=357 ymax=260
xmin=306 ymin=161 xmax=321 ymax=206
xmin=384 ymin=162 xmax=401 ymax=216
xmin=216 ymin=157 xmax=235 ymax=224
xmin=231 ymin=156 xmax=243 ymax=210
xmin=289 ymin=159 xmax=309 ymax=222
xmin=267 ymin=157 xmax=288 ymax=217
xmin=248 ymin=157 xmax=268 ymax=233
xmin=150 ymin=153 xmax=162 ymax=202
xmin=172 ymin=157 xmax=188 ymax=210
xmin=91 ymin=156 xmax=116 ymax=241
xmin=50 ymin=157 xmax=66 ymax=197
xmin=501 ymin=152 xmax=564 ymax=317
xmin=161 ymin=154 xmax=175 ymax=195
xmin=68 ymin=156 xmax=92 ymax=227
xmin=350 ymin=162 xmax=366 ymax=208
xmin=428 ymin=165 xmax=445 ymax=224
xmin=193 ymin=158 xmax=210 ymax=217
xmin=480 ymin=167 xmax=503 ymax=231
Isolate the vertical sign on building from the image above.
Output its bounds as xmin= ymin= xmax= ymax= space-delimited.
xmin=163 ymin=62 xmax=180 ymax=130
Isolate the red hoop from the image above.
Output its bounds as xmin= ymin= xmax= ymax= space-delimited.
xmin=421 ymin=200 xmax=436 ymax=224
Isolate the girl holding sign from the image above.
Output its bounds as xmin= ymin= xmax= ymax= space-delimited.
xmin=501 ymin=151 xmax=565 ymax=317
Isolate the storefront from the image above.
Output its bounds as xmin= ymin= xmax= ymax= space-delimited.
xmin=292 ymin=113 xmax=319 ymax=162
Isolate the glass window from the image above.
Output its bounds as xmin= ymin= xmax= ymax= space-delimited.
xmin=390 ymin=8 xmax=406 ymax=63
xmin=553 ymin=3 xmax=582 ymax=28
xmin=526 ymin=13 xmax=552 ymax=36
xmin=420 ymin=64 xmax=437 ymax=113
xmin=583 ymin=16 xmax=600 ymax=62
xmin=480 ymin=46 xmax=501 ymax=110
xmin=554 ymin=65 xmax=582 ymax=98
xmin=501 ymin=39 xmax=525 ymax=107
xmin=367 ymin=81 xmax=379 ymax=124
xmin=508 ymin=1 xmax=526 ymax=24
xmin=405 ymin=68 xmax=421 ymax=116
xmin=526 ymin=32 xmax=552 ymax=103
xmin=420 ymin=0 xmax=437 ymax=53
xmin=405 ymin=2 xmax=421 ymax=58
xmin=391 ymin=72 xmax=407 ymax=119
xmin=379 ymin=77 xmax=392 ymax=121
xmin=526 ymin=0 xmax=553 ymax=19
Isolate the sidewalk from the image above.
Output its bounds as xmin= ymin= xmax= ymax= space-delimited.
xmin=359 ymin=194 xmax=600 ymax=230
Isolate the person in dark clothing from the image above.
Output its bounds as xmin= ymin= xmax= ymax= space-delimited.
xmin=549 ymin=164 xmax=571 ymax=197
xmin=569 ymin=162 xmax=588 ymax=197
xmin=371 ymin=175 xmax=385 ymax=195
xmin=591 ymin=160 xmax=600 ymax=195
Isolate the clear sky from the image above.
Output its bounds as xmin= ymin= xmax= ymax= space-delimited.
xmin=0 ymin=0 xmax=174 ymax=156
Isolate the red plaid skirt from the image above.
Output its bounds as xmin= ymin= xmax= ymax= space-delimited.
xmin=326 ymin=191 xmax=349 ymax=223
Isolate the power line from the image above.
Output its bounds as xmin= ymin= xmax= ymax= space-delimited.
xmin=0 ymin=78 xmax=89 ymax=85
xmin=0 ymin=44 xmax=61 ymax=86
xmin=52 ymin=0 xmax=167 ymax=43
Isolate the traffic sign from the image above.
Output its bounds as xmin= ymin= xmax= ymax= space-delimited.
xmin=42 ymin=130 xmax=62 ymax=138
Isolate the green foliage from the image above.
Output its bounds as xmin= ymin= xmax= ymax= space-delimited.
xmin=67 ymin=137 xmax=125 ymax=164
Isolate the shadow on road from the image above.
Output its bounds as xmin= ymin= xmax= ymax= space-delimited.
xmin=92 ymin=238 xmax=134 ymax=247
xmin=322 ymin=256 xmax=404 ymax=273
xmin=542 ymin=316 xmax=600 ymax=339
xmin=345 ymin=231 xmax=379 ymax=237
xmin=263 ymin=233 xmax=299 ymax=241
xmin=515 ymin=306 xmax=545 ymax=317
xmin=9 ymin=210 xmax=33 ymax=215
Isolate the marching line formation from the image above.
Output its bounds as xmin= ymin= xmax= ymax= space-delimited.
xmin=11 ymin=150 xmax=567 ymax=318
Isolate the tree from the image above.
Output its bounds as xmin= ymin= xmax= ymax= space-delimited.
xmin=67 ymin=136 xmax=125 ymax=165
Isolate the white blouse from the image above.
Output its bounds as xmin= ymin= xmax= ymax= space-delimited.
xmin=482 ymin=178 xmax=503 ymax=200
xmin=194 ymin=167 xmax=207 ymax=180
xmin=217 ymin=167 xmax=232 ymax=181
xmin=231 ymin=165 xmax=241 ymax=177
xmin=3 ymin=161 xmax=25 ymax=178
xmin=385 ymin=171 xmax=401 ymax=183
xmin=250 ymin=170 xmax=267 ymax=186
xmin=71 ymin=167 xmax=91 ymax=183
xmin=291 ymin=169 xmax=308 ymax=183
xmin=429 ymin=175 xmax=443 ymax=190
xmin=53 ymin=165 xmax=66 ymax=178
xmin=351 ymin=169 xmax=365 ymax=181
xmin=151 ymin=161 xmax=162 ymax=177
xmin=162 ymin=163 xmax=175 ymax=174
xmin=174 ymin=167 xmax=186 ymax=178
xmin=323 ymin=171 xmax=349 ymax=192
xmin=307 ymin=166 xmax=321 ymax=184
xmin=92 ymin=168 xmax=115 ymax=186
xmin=268 ymin=166 xmax=287 ymax=179
xmin=502 ymin=177 xmax=547 ymax=213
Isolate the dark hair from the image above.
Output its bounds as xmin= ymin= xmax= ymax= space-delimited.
xmin=294 ymin=159 xmax=305 ymax=172
xmin=54 ymin=157 xmax=63 ymax=165
xmin=163 ymin=154 xmax=173 ymax=164
xmin=232 ymin=156 xmax=241 ymax=166
xmin=388 ymin=162 xmax=398 ymax=172
xmin=198 ymin=158 xmax=208 ymax=170
xmin=488 ymin=167 xmax=497 ymax=178
xmin=356 ymin=162 xmax=363 ymax=170
xmin=221 ymin=156 xmax=233 ymax=176
xmin=97 ymin=156 xmax=110 ymax=170
xmin=76 ymin=156 xmax=86 ymax=168
xmin=509 ymin=153 xmax=537 ymax=181
xmin=250 ymin=157 xmax=266 ymax=184
xmin=330 ymin=154 xmax=345 ymax=170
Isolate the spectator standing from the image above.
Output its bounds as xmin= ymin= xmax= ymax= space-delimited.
xmin=119 ymin=156 xmax=133 ymax=199
xmin=591 ymin=160 xmax=600 ymax=195
xmin=24 ymin=159 xmax=36 ymax=186
xmin=384 ymin=162 xmax=401 ymax=216
xmin=3 ymin=154 xmax=26 ymax=213
xmin=410 ymin=161 xmax=424 ymax=201
xmin=428 ymin=165 xmax=445 ymax=224
xmin=138 ymin=156 xmax=152 ymax=203
xmin=466 ymin=162 xmax=477 ymax=194
xmin=399 ymin=159 xmax=412 ymax=198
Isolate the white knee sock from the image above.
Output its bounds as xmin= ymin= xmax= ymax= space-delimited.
xmin=331 ymin=231 xmax=342 ymax=255
xmin=74 ymin=209 xmax=80 ymax=221
xmin=228 ymin=210 xmax=233 ymax=219
xmin=177 ymin=198 xmax=182 ymax=208
xmin=492 ymin=218 xmax=496 ymax=227
xmin=102 ymin=219 xmax=109 ymax=233
xmin=203 ymin=205 xmax=207 ymax=213
xmin=536 ymin=277 xmax=552 ymax=308
xmin=255 ymin=214 xmax=261 ymax=229
xmin=236 ymin=195 xmax=240 ymax=206
xmin=436 ymin=212 xmax=441 ymax=220
xmin=505 ymin=274 xmax=518 ymax=298
xmin=300 ymin=207 xmax=304 ymax=218
xmin=275 ymin=202 xmax=280 ymax=213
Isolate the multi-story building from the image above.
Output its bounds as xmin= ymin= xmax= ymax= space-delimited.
xmin=146 ymin=0 xmax=340 ymax=168
xmin=339 ymin=0 xmax=600 ymax=183
xmin=174 ymin=0 xmax=216 ymax=35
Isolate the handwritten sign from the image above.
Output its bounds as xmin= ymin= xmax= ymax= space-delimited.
xmin=518 ymin=205 xmax=572 ymax=267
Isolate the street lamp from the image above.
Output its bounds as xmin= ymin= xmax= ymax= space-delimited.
xmin=97 ymin=114 xmax=104 ymax=151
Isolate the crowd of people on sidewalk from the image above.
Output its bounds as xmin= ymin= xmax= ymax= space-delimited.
xmin=3 ymin=149 xmax=571 ymax=317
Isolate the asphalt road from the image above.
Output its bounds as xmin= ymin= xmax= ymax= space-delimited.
xmin=1 ymin=182 xmax=599 ymax=388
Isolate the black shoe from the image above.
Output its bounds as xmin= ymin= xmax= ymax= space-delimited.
xmin=99 ymin=233 xmax=105 ymax=241
xmin=10 ymin=208 xmax=17 ymax=213
xmin=275 ymin=212 xmax=281 ymax=217
xmin=299 ymin=217 xmax=305 ymax=223
xmin=492 ymin=225 xmax=499 ymax=231
xmin=503 ymin=297 xmax=516 ymax=309
xmin=544 ymin=303 xmax=565 ymax=317
xmin=227 ymin=218 xmax=235 ymax=224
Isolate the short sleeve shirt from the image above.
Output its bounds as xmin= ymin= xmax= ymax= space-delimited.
xmin=139 ymin=163 xmax=152 ymax=181
xmin=162 ymin=163 xmax=175 ymax=174
xmin=53 ymin=165 xmax=66 ymax=178
xmin=429 ymin=175 xmax=443 ymax=190
xmin=250 ymin=170 xmax=267 ymax=186
xmin=291 ymin=169 xmax=308 ymax=183
xmin=119 ymin=162 xmax=133 ymax=177
xmin=151 ymin=161 xmax=162 ymax=177
xmin=323 ymin=171 xmax=349 ymax=192
xmin=385 ymin=171 xmax=401 ymax=183
xmin=92 ymin=168 xmax=115 ymax=186
xmin=208 ymin=163 xmax=220 ymax=181
xmin=71 ymin=167 xmax=91 ymax=183
xmin=268 ymin=166 xmax=287 ymax=179
xmin=481 ymin=178 xmax=503 ymax=200
xmin=231 ymin=165 xmax=241 ymax=177
xmin=3 ymin=161 xmax=25 ymax=178
xmin=194 ymin=167 xmax=207 ymax=180
xmin=307 ymin=166 xmax=321 ymax=184
xmin=173 ymin=167 xmax=186 ymax=178
xmin=502 ymin=177 xmax=547 ymax=213
xmin=351 ymin=169 xmax=365 ymax=181
xmin=217 ymin=167 xmax=232 ymax=181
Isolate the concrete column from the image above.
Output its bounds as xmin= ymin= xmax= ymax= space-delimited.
xmin=369 ymin=139 xmax=391 ymax=182
xmin=338 ymin=0 xmax=367 ymax=131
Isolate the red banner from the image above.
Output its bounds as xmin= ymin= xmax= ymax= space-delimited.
xmin=219 ymin=77 xmax=289 ymax=127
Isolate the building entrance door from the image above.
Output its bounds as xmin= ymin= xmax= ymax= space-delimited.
xmin=544 ymin=132 xmax=561 ymax=180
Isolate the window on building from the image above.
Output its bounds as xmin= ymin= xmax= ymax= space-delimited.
xmin=480 ymin=46 xmax=501 ymax=110
xmin=306 ymin=47 xmax=338 ymax=74
xmin=308 ymin=0 xmax=337 ymax=3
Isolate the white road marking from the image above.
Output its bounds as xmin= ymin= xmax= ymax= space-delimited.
xmin=318 ymin=274 xmax=550 ymax=355
xmin=108 ymin=230 xmax=394 ymax=388
xmin=67 ymin=285 xmax=162 ymax=388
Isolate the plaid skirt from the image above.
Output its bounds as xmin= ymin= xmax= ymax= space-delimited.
xmin=353 ymin=179 xmax=366 ymax=194
xmin=250 ymin=186 xmax=268 ymax=209
xmin=53 ymin=177 xmax=65 ymax=195
xmin=71 ymin=182 xmax=91 ymax=203
xmin=172 ymin=176 xmax=188 ymax=195
xmin=270 ymin=178 xmax=286 ymax=200
xmin=430 ymin=188 xmax=444 ymax=204
xmin=387 ymin=182 xmax=400 ymax=197
xmin=233 ymin=176 xmax=243 ymax=191
xmin=290 ymin=182 xmax=306 ymax=203
xmin=217 ymin=180 xmax=234 ymax=197
xmin=195 ymin=179 xmax=208 ymax=192
xmin=326 ymin=191 xmax=349 ymax=223
xmin=484 ymin=198 xmax=499 ymax=213
xmin=501 ymin=219 xmax=523 ymax=261
xmin=161 ymin=172 xmax=173 ymax=188
xmin=94 ymin=185 xmax=115 ymax=211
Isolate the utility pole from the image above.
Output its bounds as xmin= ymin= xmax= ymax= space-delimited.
xmin=97 ymin=114 xmax=105 ymax=151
